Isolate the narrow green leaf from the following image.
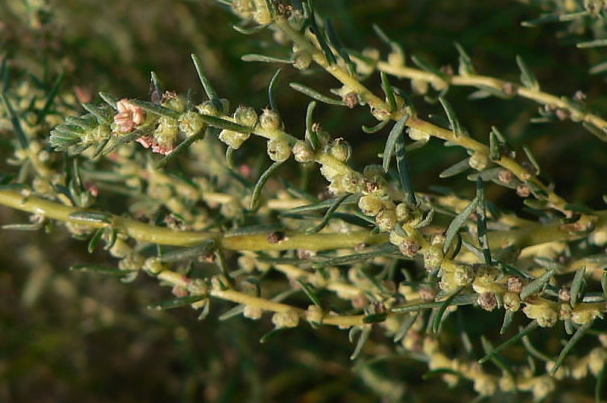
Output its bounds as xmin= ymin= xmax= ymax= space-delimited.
xmin=432 ymin=286 xmax=464 ymax=333
xmin=0 ymin=92 xmax=28 ymax=149
xmin=326 ymin=18 xmax=356 ymax=75
xmin=284 ymin=194 xmax=359 ymax=214
xmin=500 ymin=310 xmax=515 ymax=334
xmin=87 ymin=228 xmax=104 ymax=253
xmin=305 ymin=101 xmax=320 ymax=150
xmin=443 ymin=197 xmax=478 ymax=254
xmin=241 ymin=54 xmax=291 ymax=63
xmin=130 ymin=99 xmax=180 ymax=119
xmin=411 ymin=55 xmax=448 ymax=81
xmin=382 ymin=114 xmax=408 ymax=173
xmin=290 ymin=83 xmax=346 ymax=106
xmin=350 ymin=326 xmax=371 ymax=360
xmin=363 ymin=312 xmax=388 ymax=324
xmin=489 ymin=127 xmax=504 ymax=161
xmin=476 ymin=178 xmax=492 ymax=265
xmin=577 ymin=39 xmax=607 ymax=48
xmin=232 ymin=23 xmax=269 ymax=35
xmin=268 ymin=68 xmax=282 ymax=112
xmin=520 ymin=269 xmax=555 ymax=300
xmin=199 ymin=114 xmax=252 ymax=133
xmin=439 ymin=158 xmax=470 ymax=178
xmin=2 ymin=223 xmax=43 ymax=231
xmin=393 ymin=293 xmax=477 ymax=313
xmin=362 ymin=120 xmax=389 ymax=133
xmin=521 ymin=11 xmax=589 ymax=27
xmin=394 ymin=312 xmax=419 ymax=342
xmin=68 ymin=211 xmax=112 ymax=224
xmin=149 ymin=295 xmax=207 ymax=310
xmin=155 ymin=130 xmax=206 ymax=169
xmin=481 ymin=336 xmax=515 ymax=377
xmin=37 ymin=72 xmax=64 ymax=123
xmin=191 ymin=54 xmax=218 ymax=100
xmin=159 ymin=241 xmax=216 ymax=262
xmin=552 ymin=321 xmax=592 ymax=374
xmin=297 ymin=279 xmax=323 ymax=308
xmin=570 ymin=266 xmax=586 ymax=308
xmin=380 ymin=72 xmax=397 ymax=112
xmin=260 ymin=327 xmax=287 ymax=343
xmin=218 ymin=304 xmax=245 ymax=321
xmin=250 ymin=161 xmax=284 ymax=210
xmin=602 ymin=272 xmax=607 ymax=301
xmin=99 ymin=92 xmax=118 ymax=110
xmin=392 ymin=115 xmax=415 ymax=204
xmin=478 ymin=321 xmax=539 ymax=364
xmin=522 ymin=145 xmax=541 ymax=175
xmin=516 ymin=55 xmax=539 ymax=90
xmin=454 ymin=42 xmax=475 ymax=75
xmin=81 ymin=103 xmax=113 ymax=124
xmin=70 ymin=264 xmax=134 ymax=276
xmin=522 ymin=334 xmax=551 ymax=361
xmin=438 ymin=96 xmax=463 ymax=137
xmin=306 ymin=193 xmax=350 ymax=234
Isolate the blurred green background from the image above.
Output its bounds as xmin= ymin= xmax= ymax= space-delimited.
xmin=1 ymin=0 xmax=607 ymax=401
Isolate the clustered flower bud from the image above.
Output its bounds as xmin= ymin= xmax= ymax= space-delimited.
xmin=267 ymin=138 xmax=291 ymax=161
xmin=234 ymin=105 xmax=258 ymax=127
xmin=272 ymin=309 xmax=300 ymax=328
xmin=327 ymin=139 xmax=351 ymax=162
xmin=259 ymin=109 xmax=282 ymax=130
xmin=292 ymin=140 xmax=314 ymax=162
xmin=178 ymin=111 xmax=205 ymax=137
xmin=114 ymin=98 xmax=146 ymax=133
xmin=152 ymin=116 xmax=179 ymax=155
xmin=469 ymin=151 xmax=489 ymax=171
xmin=219 ymin=129 xmax=250 ymax=149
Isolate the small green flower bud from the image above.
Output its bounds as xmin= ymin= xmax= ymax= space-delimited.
xmin=523 ymin=300 xmax=558 ymax=327
xmin=267 ymin=138 xmax=291 ymax=161
xmin=305 ymin=305 xmax=323 ymax=324
xmin=272 ymin=309 xmax=300 ymax=328
xmin=453 ymin=264 xmax=474 ymax=286
xmin=260 ymin=109 xmax=282 ymax=130
xmin=153 ymin=116 xmax=179 ymax=155
xmin=233 ymin=105 xmax=258 ymax=127
xmin=422 ymin=245 xmax=443 ymax=270
xmin=376 ymin=209 xmax=397 ymax=232
xmin=243 ymin=305 xmax=263 ymax=320
xmin=589 ymin=348 xmax=607 ymax=375
xmin=178 ymin=111 xmax=205 ymax=137
xmin=358 ymin=194 xmax=383 ymax=216
xmin=161 ymin=93 xmax=186 ymax=113
xmin=292 ymin=140 xmax=315 ymax=162
xmin=327 ymin=139 xmax=352 ymax=162
xmin=292 ymin=51 xmax=312 ymax=70
xmin=219 ymin=129 xmax=250 ymax=149
xmin=196 ymin=101 xmax=218 ymax=116
xmin=503 ymin=292 xmax=521 ymax=311
xmin=109 ymin=238 xmax=132 ymax=258
xmin=232 ymin=0 xmax=254 ymax=18
xmin=395 ymin=203 xmax=423 ymax=226
xmin=469 ymin=152 xmax=489 ymax=171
